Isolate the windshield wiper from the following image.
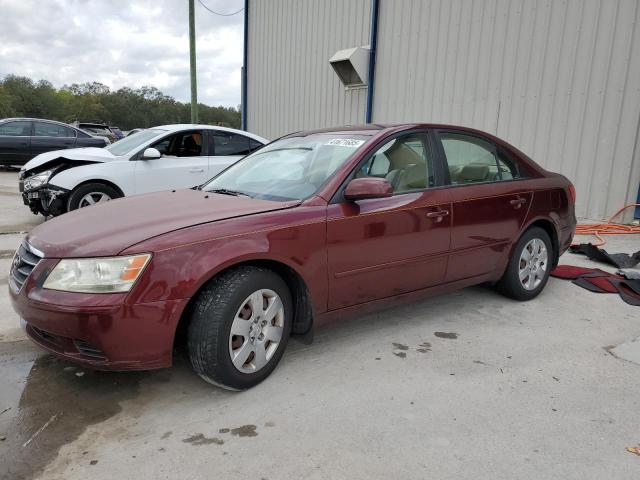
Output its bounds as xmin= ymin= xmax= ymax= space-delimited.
xmin=209 ymin=188 xmax=252 ymax=198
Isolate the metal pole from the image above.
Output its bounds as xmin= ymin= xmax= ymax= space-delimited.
xmin=241 ymin=0 xmax=249 ymax=131
xmin=189 ymin=0 xmax=199 ymax=123
xmin=365 ymin=0 xmax=380 ymax=124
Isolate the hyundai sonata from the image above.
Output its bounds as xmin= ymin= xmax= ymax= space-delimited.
xmin=9 ymin=124 xmax=576 ymax=389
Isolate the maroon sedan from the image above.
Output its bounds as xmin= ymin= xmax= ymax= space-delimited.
xmin=9 ymin=124 xmax=576 ymax=389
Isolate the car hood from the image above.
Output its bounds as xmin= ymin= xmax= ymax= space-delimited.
xmin=27 ymin=189 xmax=300 ymax=257
xmin=24 ymin=147 xmax=116 ymax=171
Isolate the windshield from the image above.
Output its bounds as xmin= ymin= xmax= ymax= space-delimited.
xmin=202 ymin=134 xmax=369 ymax=201
xmin=105 ymin=129 xmax=166 ymax=156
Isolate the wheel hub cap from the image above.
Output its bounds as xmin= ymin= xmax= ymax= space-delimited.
xmin=229 ymin=289 xmax=284 ymax=374
xmin=518 ymin=238 xmax=548 ymax=291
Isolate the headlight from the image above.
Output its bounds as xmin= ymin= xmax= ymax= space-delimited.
xmin=43 ymin=254 xmax=151 ymax=293
xmin=23 ymin=170 xmax=53 ymax=191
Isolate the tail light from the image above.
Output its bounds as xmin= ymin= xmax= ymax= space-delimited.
xmin=568 ymin=184 xmax=576 ymax=204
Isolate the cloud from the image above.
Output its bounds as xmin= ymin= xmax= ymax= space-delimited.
xmin=0 ymin=0 xmax=244 ymax=107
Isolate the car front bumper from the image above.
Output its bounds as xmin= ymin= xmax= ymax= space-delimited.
xmin=21 ymin=184 xmax=69 ymax=216
xmin=9 ymin=258 xmax=189 ymax=371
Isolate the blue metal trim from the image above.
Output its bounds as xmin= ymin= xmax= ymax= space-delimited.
xmin=241 ymin=0 xmax=249 ymax=131
xmin=365 ymin=0 xmax=380 ymax=124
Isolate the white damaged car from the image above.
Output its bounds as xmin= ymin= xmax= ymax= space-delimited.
xmin=19 ymin=124 xmax=268 ymax=216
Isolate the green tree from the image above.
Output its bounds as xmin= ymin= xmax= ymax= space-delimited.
xmin=0 ymin=74 xmax=241 ymax=130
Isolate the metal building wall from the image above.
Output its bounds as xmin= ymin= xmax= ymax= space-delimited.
xmin=372 ymin=0 xmax=640 ymax=221
xmin=246 ymin=0 xmax=371 ymax=141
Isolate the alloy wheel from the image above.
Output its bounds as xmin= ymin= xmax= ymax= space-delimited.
xmin=78 ymin=192 xmax=111 ymax=208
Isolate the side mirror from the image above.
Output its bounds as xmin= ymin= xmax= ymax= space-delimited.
xmin=344 ymin=177 xmax=393 ymax=201
xmin=141 ymin=147 xmax=161 ymax=160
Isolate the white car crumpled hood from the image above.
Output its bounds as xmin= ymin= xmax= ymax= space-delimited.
xmin=23 ymin=147 xmax=116 ymax=172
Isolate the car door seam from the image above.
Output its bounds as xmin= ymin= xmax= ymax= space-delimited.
xmin=334 ymin=250 xmax=450 ymax=278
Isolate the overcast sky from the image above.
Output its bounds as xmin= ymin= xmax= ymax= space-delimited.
xmin=0 ymin=0 xmax=244 ymax=107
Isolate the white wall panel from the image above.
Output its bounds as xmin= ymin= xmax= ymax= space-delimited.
xmin=248 ymin=0 xmax=640 ymax=220
xmin=247 ymin=0 xmax=370 ymax=140
xmin=373 ymin=0 xmax=640 ymax=220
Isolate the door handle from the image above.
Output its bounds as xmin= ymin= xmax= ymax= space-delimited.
xmin=426 ymin=210 xmax=449 ymax=221
xmin=509 ymin=197 xmax=527 ymax=209
xmin=189 ymin=168 xmax=205 ymax=173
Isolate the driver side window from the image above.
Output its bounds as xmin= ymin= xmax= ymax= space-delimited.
xmin=150 ymin=131 xmax=205 ymax=158
xmin=357 ymin=133 xmax=434 ymax=194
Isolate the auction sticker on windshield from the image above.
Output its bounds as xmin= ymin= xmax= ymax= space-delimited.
xmin=325 ymin=138 xmax=365 ymax=148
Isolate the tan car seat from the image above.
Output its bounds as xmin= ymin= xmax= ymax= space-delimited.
xmin=458 ymin=164 xmax=490 ymax=183
xmin=384 ymin=143 xmax=427 ymax=191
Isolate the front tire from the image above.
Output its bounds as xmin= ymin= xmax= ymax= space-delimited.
xmin=496 ymin=227 xmax=553 ymax=301
xmin=187 ymin=266 xmax=293 ymax=390
xmin=67 ymin=183 xmax=122 ymax=211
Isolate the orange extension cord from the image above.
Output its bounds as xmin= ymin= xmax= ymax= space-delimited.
xmin=573 ymin=204 xmax=640 ymax=247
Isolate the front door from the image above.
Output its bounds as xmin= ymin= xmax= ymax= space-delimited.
xmin=327 ymin=132 xmax=451 ymax=310
xmin=435 ymin=131 xmax=533 ymax=282
xmin=134 ymin=130 xmax=210 ymax=194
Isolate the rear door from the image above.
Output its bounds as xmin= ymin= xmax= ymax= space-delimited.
xmin=31 ymin=121 xmax=77 ymax=157
xmin=326 ymin=131 xmax=451 ymax=310
xmin=0 ymin=120 xmax=32 ymax=164
xmin=434 ymin=130 xmax=532 ymax=282
xmin=134 ymin=130 xmax=210 ymax=193
xmin=207 ymin=130 xmax=263 ymax=177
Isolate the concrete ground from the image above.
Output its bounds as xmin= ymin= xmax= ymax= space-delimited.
xmin=0 ymin=169 xmax=639 ymax=480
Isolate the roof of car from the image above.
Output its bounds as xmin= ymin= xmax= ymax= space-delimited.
xmin=287 ymin=123 xmax=425 ymax=137
xmin=0 ymin=117 xmax=76 ymax=126
xmin=154 ymin=124 xmax=268 ymax=143
xmin=288 ymin=123 xmax=510 ymax=139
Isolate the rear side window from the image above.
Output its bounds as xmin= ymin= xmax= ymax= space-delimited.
xmin=34 ymin=122 xmax=75 ymax=137
xmin=0 ymin=121 xmax=31 ymax=136
xmin=249 ymin=138 xmax=264 ymax=152
xmin=213 ymin=132 xmax=253 ymax=156
xmin=439 ymin=132 xmax=522 ymax=184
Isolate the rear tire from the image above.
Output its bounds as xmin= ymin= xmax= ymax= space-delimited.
xmin=496 ymin=227 xmax=553 ymax=301
xmin=187 ymin=266 xmax=292 ymax=390
xmin=67 ymin=183 xmax=121 ymax=211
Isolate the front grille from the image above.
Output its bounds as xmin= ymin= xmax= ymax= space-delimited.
xmin=9 ymin=241 xmax=43 ymax=291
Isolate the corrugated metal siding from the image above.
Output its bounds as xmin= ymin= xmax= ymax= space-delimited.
xmin=247 ymin=0 xmax=371 ymax=140
xmin=372 ymin=0 xmax=640 ymax=220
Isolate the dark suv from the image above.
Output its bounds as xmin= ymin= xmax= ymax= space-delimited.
xmin=73 ymin=122 xmax=118 ymax=144
xmin=0 ymin=118 xmax=107 ymax=165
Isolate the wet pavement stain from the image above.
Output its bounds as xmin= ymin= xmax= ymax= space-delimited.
xmin=182 ymin=433 xmax=224 ymax=446
xmin=434 ymin=332 xmax=458 ymax=339
xmin=230 ymin=425 xmax=258 ymax=437
xmin=161 ymin=431 xmax=172 ymax=439
xmin=0 ymin=341 xmax=166 ymax=480
xmin=264 ymin=421 xmax=275 ymax=428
